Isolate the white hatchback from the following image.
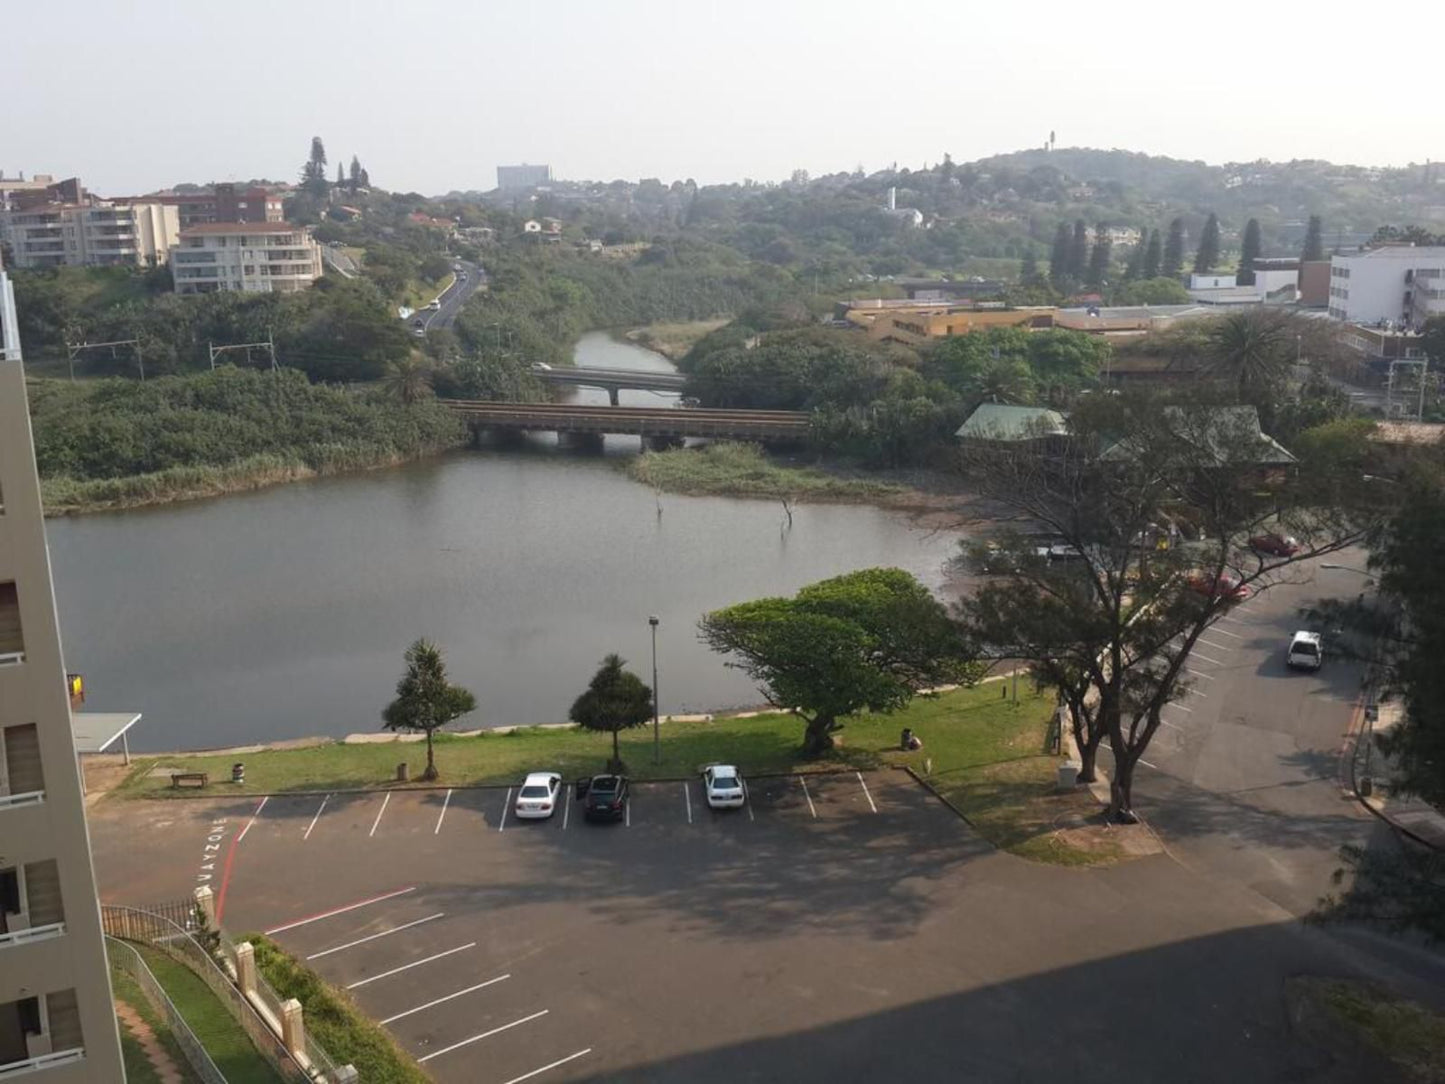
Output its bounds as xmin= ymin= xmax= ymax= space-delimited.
xmin=702 ymin=765 xmax=746 ymax=810
xmin=1287 ymin=631 xmax=1323 ymax=671
xmin=515 ymin=772 xmax=562 ymax=818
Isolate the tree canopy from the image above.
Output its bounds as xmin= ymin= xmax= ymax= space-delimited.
xmin=382 ymin=638 xmax=477 ymax=781
xmin=568 ymin=654 xmax=654 ymax=768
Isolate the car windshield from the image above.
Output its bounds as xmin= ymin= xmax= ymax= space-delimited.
xmin=1293 ymin=641 xmax=1319 ymax=657
xmin=520 ymin=784 xmax=551 ymax=798
xmin=712 ymin=773 xmax=738 ymax=787
xmin=591 ymin=778 xmax=619 ymax=794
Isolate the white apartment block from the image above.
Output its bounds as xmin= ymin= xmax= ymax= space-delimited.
xmin=0 ymin=260 xmax=126 ymax=1081
xmin=171 ymin=222 xmax=323 ymax=294
xmin=1327 ymin=245 xmax=1445 ymax=326
xmin=0 ymin=202 xmax=179 ymax=269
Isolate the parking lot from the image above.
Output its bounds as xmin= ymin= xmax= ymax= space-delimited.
xmin=95 ymin=771 xmax=984 ymax=1083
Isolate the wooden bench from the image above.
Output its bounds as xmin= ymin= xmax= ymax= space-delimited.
xmin=170 ymin=772 xmax=209 ymax=789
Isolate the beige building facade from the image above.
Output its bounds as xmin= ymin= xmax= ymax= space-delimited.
xmin=171 ymin=222 xmax=323 ymax=294
xmin=0 ymin=260 xmax=126 ymax=1082
xmin=0 ymin=201 xmax=179 ymax=269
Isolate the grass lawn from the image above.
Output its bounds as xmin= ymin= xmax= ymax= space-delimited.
xmin=628 ymin=442 xmax=907 ymax=503
xmin=136 ymin=946 xmax=286 ymax=1084
xmin=110 ymin=963 xmax=201 ymax=1084
xmin=115 ymin=682 xmax=1107 ymax=863
xmin=402 ymin=272 xmax=454 ymax=310
xmin=1291 ymin=976 xmax=1445 ymax=1083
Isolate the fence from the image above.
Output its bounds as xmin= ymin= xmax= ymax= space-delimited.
xmin=101 ymin=904 xmax=315 ymax=1082
xmin=106 ymin=935 xmax=227 ymax=1084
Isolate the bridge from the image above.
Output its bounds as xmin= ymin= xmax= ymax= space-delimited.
xmin=445 ymin=401 xmax=811 ymax=444
xmin=531 ymin=365 xmax=688 ymax=405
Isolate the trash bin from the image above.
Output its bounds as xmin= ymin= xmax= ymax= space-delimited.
xmin=1056 ymin=761 xmax=1079 ymax=791
xmin=900 ymin=728 xmax=913 ymax=751
xmin=231 ymin=763 xmax=245 ymax=784
xmin=396 ymin=762 xmax=409 ymax=783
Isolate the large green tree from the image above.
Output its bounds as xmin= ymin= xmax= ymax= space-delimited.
xmin=1049 ymin=222 xmax=1072 ymax=286
xmin=1301 ymin=215 xmax=1325 ymax=262
xmin=1193 ymin=213 xmax=1220 ymax=274
xmin=701 ymin=569 xmax=973 ymax=754
xmin=1087 ymin=222 xmax=1111 ymax=287
xmin=569 ymin=654 xmax=653 ymax=769
xmin=382 ymin=639 xmax=477 ymax=781
xmin=300 ymin=136 xmax=329 ymax=198
xmin=1143 ymin=229 xmax=1163 ymax=279
xmin=1237 ymin=218 xmax=1261 ymax=286
xmin=1201 ymin=309 xmax=1297 ymax=411
xmin=1068 ymin=219 xmax=1089 ymax=280
xmin=1162 ymin=218 xmax=1186 ymax=278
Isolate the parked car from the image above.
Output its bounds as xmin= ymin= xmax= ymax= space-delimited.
xmin=1250 ymin=533 xmax=1300 ymax=557
xmin=1185 ymin=571 xmax=1252 ymax=603
xmin=412 ymin=317 xmax=424 ymax=328
xmin=583 ymin=774 xmax=629 ymax=822
xmin=701 ymin=765 xmax=745 ymax=810
xmin=426 ymin=299 xmax=441 ymax=311
xmin=514 ymin=772 xmax=562 ymax=819
xmin=1286 ymin=631 xmax=1323 ymax=671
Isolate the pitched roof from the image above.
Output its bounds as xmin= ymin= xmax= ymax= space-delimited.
xmin=955 ymin=403 xmax=1068 ymax=441
xmin=1100 ymin=405 xmax=1296 ymax=465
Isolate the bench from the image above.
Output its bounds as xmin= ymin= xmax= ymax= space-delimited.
xmin=170 ymin=772 xmax=209 ymax=789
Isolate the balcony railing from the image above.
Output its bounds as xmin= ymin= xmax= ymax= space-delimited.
xmin=0 ymin=791 xmax=45 ymax=809
xmin=0 ymin=923 xmax=65 ymax=949
xmin=0 ymin=1049 xmax=85 ymax=1079
xmin=0 ymin=652 xmax=25 ymax=666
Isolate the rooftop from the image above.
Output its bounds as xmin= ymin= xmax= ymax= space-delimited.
xmin=955 ymin=403 xmax=1068 ymax=441
xmin=179 ymin=222 xmax=303 ymax=236
xmin=1335 ymin=245 xmax=1445 ymax=260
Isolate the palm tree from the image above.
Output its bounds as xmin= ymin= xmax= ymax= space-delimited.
xmin=382 ymin=356 xmax=434 ymax=405
xmin=382 ymin=639 xmax=477 ymax=781
xmin=965 ymin=358 xmax=1036 ymax=406
xmin=1201 ymin=311 xmax=1293 ymax=397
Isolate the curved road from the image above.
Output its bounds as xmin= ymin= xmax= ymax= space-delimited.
xmin=406 ymin=258 xmax=485 ymax=336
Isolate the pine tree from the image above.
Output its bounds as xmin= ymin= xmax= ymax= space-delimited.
xmin=1049 ymin=222 xmax=1072 ymax=285
xmin=349 ymin=155 xmax=363 ymax=192
xmin=1020 ymin=247 xmax=1040 ymax=286
xmin=1069 ymin=219 xmax=1089 ymax=279
xmin=1237 ymin=218 xmax=1261 ymax=285
xmin=1143 ymin=229 xmax=1162 ymax=279
xmin=300 ymin=136 xmax=329 ymax=197
xmin=1193 ymin=213 xmax=1220 ymax=274
xmin=1124 ymin=238 xmax=1146 ymax=281
xmin=336 ymin=162 xmax=345 ymax=187
xmin=1087 ymin=222 xmax=1112 ymax=287
xmin=1301 ymin=215 xmax=1324 ymax=262
xmin=1162 ymin=218 xmax=1186 ymax=278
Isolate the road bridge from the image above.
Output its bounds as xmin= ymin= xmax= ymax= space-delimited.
xmin=531 ymin=365 xmax=688 ymax=404
xmin=445 ymin=401 xmax=810 ymax=445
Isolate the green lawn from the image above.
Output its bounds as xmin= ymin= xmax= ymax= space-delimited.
xmin=1292 ymin=976 xmax=1445 ymax=1083
xmin=110 ymin=963 xmax=201 ymax=1084
xmin=136 ymin=946 xmax=286 ymax=1084
xmin=628 ymin=442 xmax=908 ymax=503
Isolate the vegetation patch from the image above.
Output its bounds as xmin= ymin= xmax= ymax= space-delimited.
xmin=625 ymin=319 xmax=730 ymax=359
xmin=1290 ymin=976 xmax=1445 ymax=1083
xmin=250 ymin=937 xmax=429 ymax=1084
xmin=628 ymin=442 xmax=906 ymax=503
xmin=109 ymin=962 xmax=201 ymax=1084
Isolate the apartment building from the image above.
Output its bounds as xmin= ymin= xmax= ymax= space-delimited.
xmin=132 ymin=183 xmax=286 ymax=229
xmin=1327 ymin=244 xmax=1445 ymax=326
xmin=497 ymin=163 xmax=553 ymax=191
xmin=0 ymin=201 xmax=179 ymax=269
xmin=171 ymin=222 xmax=323 ymax=294
xmin=0 ymin=258 xmax=126 ymax=1081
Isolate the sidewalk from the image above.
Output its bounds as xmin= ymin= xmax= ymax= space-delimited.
xmin=1356 ymin=700 xmax=1445 ymax=850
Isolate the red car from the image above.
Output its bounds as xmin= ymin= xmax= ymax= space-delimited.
xmin=1249 ymin=533 xmax=1300 ymax=557
xmin=1185 ymin=571 xmax=1252 ymax=603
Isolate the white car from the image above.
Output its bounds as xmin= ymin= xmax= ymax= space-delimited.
xmin=702 ymin=765 xmax=745 ymax=810
xmin=1287 ymin=631 xmax=1323 ymax=671
xmin=514 ymin=772 xmax=562 ymax=818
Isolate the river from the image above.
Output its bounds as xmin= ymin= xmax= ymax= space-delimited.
xmin=46 ymin=333 xmax=961 ymax=752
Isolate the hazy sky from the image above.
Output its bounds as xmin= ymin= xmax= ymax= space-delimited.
xmin=7 ymin=0 xmax=1441 ymax=196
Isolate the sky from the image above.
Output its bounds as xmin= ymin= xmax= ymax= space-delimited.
xmin=7 ymin=0 xmax=1443 ymax=197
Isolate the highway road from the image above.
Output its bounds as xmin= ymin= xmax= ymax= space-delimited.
xmin=405 ymin=258 xmax=484 ymax=336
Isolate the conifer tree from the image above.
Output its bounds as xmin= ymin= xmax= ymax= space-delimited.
xmin=1237 ymin=218 xmax=1261 ymax=285
xmin=1162 ymin=218 xmax=1186 ymax=277
xmin=1193 ymin=213 xmax=1221 ymax=274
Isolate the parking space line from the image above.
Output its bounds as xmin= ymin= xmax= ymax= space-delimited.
xmin=434 ymin=790 xmax=452 ymax=836
xmin=346 ymin=943 xmax=476 ymax=989
xmin=1167 ymin=702 xmax=1193 ymax=713
xmin=236 ymin=796 xmax=268 ymax=842
xmin=303 ymin=795 xmax=330 ymax=841
xmin=306 ymin=913 xmax=444 ymax=960
xmin=1197 ymin=638 xmax=1232 ymax=653
xmin=684 ymin=782 xmax=693 ymax=825
xmin=562 ymin=792 xmax=569 ymax=830
xmin=1186 ymin=668 xmax=1216 ymax=680
xmin=263 ymin=886 xmax=417 ymax=936
xmin=625 ymin=800 xmax=631 ymax=828
xmin=378 ymin=974 xmax=510 ymax=1025
xmin=743 ymin=778 xmax=755 ymax=822
xmin=416 ymin=1009 xmax=548 ymax=1064
xmin=499 ymin=788 xmax=511 ymax=832
xmin=1190 ymin=650 xmax=1226 ymax=666
xmin=856 ymin=772 xmax=878 ymax=813
xmin=369 ymin=793 xmax=391 ymax=838
xmin=1159 ymin=718 xmax=1183 ymax=731
xmin=799 ymin=775 xmax=816 ymax=818
xmin=501 ymin=1048 xmax=593 ymax=1084
xmin=1208 ymin=625 xmax=1243 ymax=638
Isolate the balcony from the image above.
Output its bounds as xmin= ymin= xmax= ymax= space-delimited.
xmin=1 ymin=724 xmax=43 ymax=807
xmin=0 ymin=990 xmax=83 ymax=1078
xmin=0 ymin=1049 xmax=85 ymax=1079
xmin=0 ymin=583 xmax=22 ymax=666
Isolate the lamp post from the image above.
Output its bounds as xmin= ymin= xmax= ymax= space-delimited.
xmin=649 ymin=615 xmax=661 ymax=765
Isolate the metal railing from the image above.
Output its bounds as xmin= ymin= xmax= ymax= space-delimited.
xmin=0 ymin=790 xmax=45 ymax=809
xmin=0 ymin=922 xmax=65 ymax=948
xmin=107 ymin=936 xmax=227 ymax=1084
xmin=0 ymin=1048 xmax=85 ymax=1079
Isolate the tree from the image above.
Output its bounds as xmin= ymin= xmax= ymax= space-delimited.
xmin=1193 ymin=213 xmax=1220 ymax=274
xmin=1049 ymin=223 xmax=1072 ymax=286
xmin=1087 ymin=222 xmax=1112 ymax=288
xmin=1115 ymin=277 xmax=1192 ymax=306
xmin=568 ymin=654 xmax=653 ymax=769
xmin=1301 ymin=215 xmax=1324 ymax=262
xmin=1237 ymin=219 xmax=1261 ymax=286
xmin=382 ymin=355 xmax=434 ymax=405
xmin=1019 ymin=247 xmax=1041 ymax=287
xmin=336 ymin=162 xmax=345 ymax=188
xmin=1419 ymin=314 xmax=1445 ymax=367
xmin=701 ymin=569 xmax=973 ymax=755
xmin=1143 ymin=229 xmax=1163 ymax=279
xmin=1162 ymin=218 xmax=1186 ymax=278
xmin=300 ymin=136 xmax=329 ymax=198
xmin=381 ymin=639 xmax=477 ymax=781
xmin=1068 ymin=219 xmax=1089 ymax=280
xmin=955 ymin=393 xmax=1384 ymax=819
xmin=1200 ymin=309 xmax=1297 ymax=411
xmin=349 ymin=155 xmax=363 ymax=193
xmin=1123 ymin=239 xmax=1146 ymax=281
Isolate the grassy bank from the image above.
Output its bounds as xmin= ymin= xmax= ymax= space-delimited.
xmin=115 ymin=683 xmax=1107 ymax=862
xmin=628 ymin=442 xmax=908 ymax=504
xmin=110 ymin=962 xmax=202 ymax=1084
xmin=1290 ymin=976 xmax=1445 ymax=1083
xmin=625 ymin=319 xmax=730 ymax=360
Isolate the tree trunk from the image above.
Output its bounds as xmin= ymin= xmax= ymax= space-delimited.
xmin=612 ymin=726 xmax=621 ymax=770
xmin=1108 ymin=753 xmax=1137 ymax=824
xmin=422 ymin=729 xmax=438 ymax=782
xmin=1068 ymin=701 xmax=1101 ymax=783
xmin=802 ymin=714 xmax=836 ymax=757
xmin=1077 ymin=739 xmax=1100 ymax=784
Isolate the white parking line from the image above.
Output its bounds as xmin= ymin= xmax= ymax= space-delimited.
xmin=1217 ymin=616 xmax=1250 ymax=627
xmin=416 ymin=1010 xmax=549 ymax=1064
xmin=303 ymin=795 xmax=330 ymax=841
xmin=799 ymin=775 xmax=816 ymax=818
xmin=306 ymin=913 xmax=444 ymax=960
xmin=369 ymin=793 xmax=391 ymax=838
xmin=683 ymin=782 xmax=693 ymax=825
xmin=1158 ymin=718 xmax=1183 ymax=731
xmin=346 ymin=943 xmax=477 ymax=989
xmin=1186 ymin=667 xmax=1216 ymax=681
xmin=263 ymin=886 xmax=417 ymax=936
xmin=562 ymin=792 xmax=569 ymax=830
xmin=501 ymin=1049 xmax=593 ymax=1084
xmin=433 ymin=789 xmax=452 ymax=835
xmin=625 ymin=799 xmax=631 ymax=828
xmin=1197 ymin=638 xmax=1232 ymax=653
xmin=1190 ymin=650 xmax=1226 ymax=667
xmin=236 ymin=796 xmax=268 ymax=842
xmin=856 ymin=772 xmax=878 ymax=813
xmin=743 ymin=778 xmax=755 ymax=822
xmin=1207 ymin=625 xmax=1243 ymax=638
xmin=499 ymin=788 xmax=511 ymax=832
xmin=1167 ymin=702 xmax=1194 ymax=713
xmin=379 ymin=974 xmax=511 ymax=1025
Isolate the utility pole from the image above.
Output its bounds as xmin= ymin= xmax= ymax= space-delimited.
xmin=66 ymin=338 xmax=143 ymax=382
xmin=209 ymin=333 xmax=277 ymax=372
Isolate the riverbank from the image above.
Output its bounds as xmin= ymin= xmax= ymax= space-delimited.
xmin=623 ymin=319 xmax=729 ymax=360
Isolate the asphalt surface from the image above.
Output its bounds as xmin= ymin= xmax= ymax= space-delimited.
xmin=407 ymin=259 xmax=484 ymax=336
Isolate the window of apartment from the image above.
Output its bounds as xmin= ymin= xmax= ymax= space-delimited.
xmin=1 ymin=723 xmax=44 ymax=800
xmin=0 ymin=583 xmax=21 ymax=663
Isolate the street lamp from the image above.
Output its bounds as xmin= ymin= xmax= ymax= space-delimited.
xmin=649 ymin=616 xmax=661 ymax=765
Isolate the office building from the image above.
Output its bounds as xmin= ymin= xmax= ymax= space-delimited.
xmin=496 ymin=163 xmax=554 ymax=191
xmin=171 ymin=222 xmax=323 ymax=294
xmin=0 ymin=253 xmax=126 ymax=1082
xmin=1328 ymin=245 xmax=1445 ymax=326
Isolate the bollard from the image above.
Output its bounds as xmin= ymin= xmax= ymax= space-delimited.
xmin=396 ymin=762 xmax=409 ymax=783
xmin=235 ymin=942 xmax=257 ymax=998
xmin=232 ymin=762 xmax=245 ymax=784
xmin=332 ymin=1067 xmax=359 ymax=1084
